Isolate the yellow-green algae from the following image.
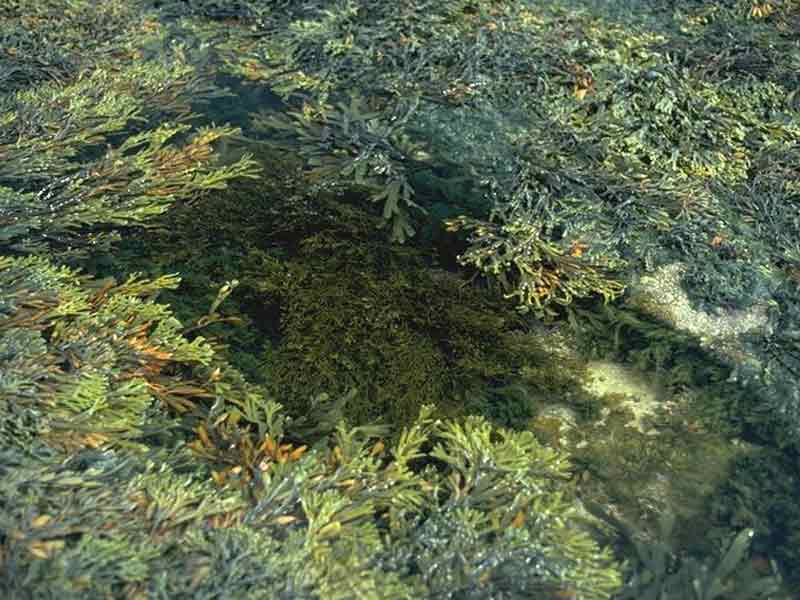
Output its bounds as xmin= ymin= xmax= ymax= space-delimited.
xmin=2 ymin=0 xmax=797 ymax=595
xmin=527 ymin=323 xmax=760 ymax=559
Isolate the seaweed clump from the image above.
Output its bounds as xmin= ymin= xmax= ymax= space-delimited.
xmin=235 ymin=190 xmax=593 ymax=432
xmin=0 ymin=248 xmax=625 ymax=597
xmin=2 ymin=0 xmax=800 ymax=595
xmin=0 ymin=1 xmax=626 ymax=597
xmin=589 ymin=507 xmax=784 ymax=600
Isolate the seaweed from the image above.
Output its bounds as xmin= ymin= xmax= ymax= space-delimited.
xmin=4 ymin=0 xmax=800 ymax=595
xmin=586 ymin=504 xmax=786 ymax=600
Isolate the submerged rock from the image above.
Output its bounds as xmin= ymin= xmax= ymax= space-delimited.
xmin=629 ymin=262 xmax=770 ymax=369
xmin=583 ymin=359 xmax=666 ymax=433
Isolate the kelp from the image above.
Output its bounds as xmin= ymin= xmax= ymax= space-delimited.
xmin=153 ymin=0 xmax=800 ymax=327
xmin=0 ymin=251 xmax=626 ymax=598
xmin=0 ymin=1 xmax=626 ymax=597
xmin=587 ymin=505 xmax=784 ymax=600
xmin=446 ymin=212 xmax=626 ymax=318
xmin=1 ymin=0 xmax=798 ymax=596
xmin=253 ymin=95 xmax=433 ymax=243
xmin=0 ymin=403 xmax=624 ymax=599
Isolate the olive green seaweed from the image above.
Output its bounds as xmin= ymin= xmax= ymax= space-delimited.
xmin=1 ymin=0 xmax=799 ymax=596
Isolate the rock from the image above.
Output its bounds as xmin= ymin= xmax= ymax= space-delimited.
xmin=628 ymin=262 xmax=770 ymax=365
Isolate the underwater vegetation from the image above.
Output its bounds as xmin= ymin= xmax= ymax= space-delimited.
xmin=97 ymin=165 xmax=605 ymax=438
xmin=2 ymin=0 xmax=799 ymax=597
xmin=590 ymin=506 xmax=784 ymax=600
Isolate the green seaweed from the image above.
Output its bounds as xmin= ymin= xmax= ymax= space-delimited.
xmin=588 ymin=505 xmax=785 ymax=600
xmin=3 ymin=0 xmax=800 ymax=595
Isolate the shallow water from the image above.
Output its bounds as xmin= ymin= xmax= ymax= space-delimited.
xmin=3 ymin=0 xmax=799 ymax=596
